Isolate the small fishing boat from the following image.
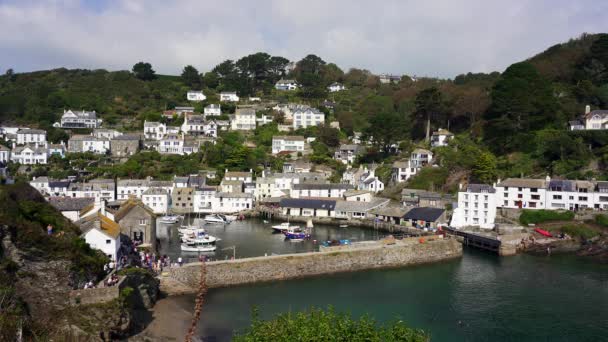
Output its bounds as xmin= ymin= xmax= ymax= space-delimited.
xmin=205 ymin=214 xmax=232 ymax=224
xmin=179 ymin=228 xmax=208 ymax=242
xmin=283 ymin=227 xmax=310 ymax=241
xmin=339 ymin=224 xmax=349 ymax=228
xmin=271 ymin=222 xmax=299 ymax=233
xmin=180 ymin=236 xmax=218 ymax=252
xmin=535 ymin=228 xmax=553 ymax=238
xmin=160 ymin=214 xmax=181 ymax=224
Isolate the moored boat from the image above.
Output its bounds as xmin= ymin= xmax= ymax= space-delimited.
xmin=160 ymin=214 xmax=181 ymax=224
xmin=271 ymin=222 xmax=300 ymax=233
xmin=205 ymin=214 xmax=232 ymax=224
xmin=283 ymin=227 xmax=310 ymax=241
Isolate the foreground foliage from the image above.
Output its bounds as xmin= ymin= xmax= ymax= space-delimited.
xmin=233 ymin=307 xmax=429 ymax=342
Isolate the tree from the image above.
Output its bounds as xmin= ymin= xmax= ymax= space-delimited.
xmin=203 ymin=72 xmax=220 ymax=89
xmin=364 ymin=111 xmax=409 ymax=154
xmin=472 ymin=151 xmax=498 ymax=183
xmin=233 ymin=307 xmax=428 ymax=342
xmin=484 ymin=62 xmax=559 ymax=154
xmin=414 ymin=87 xmax=445 ymax=141
xmin=322 ymin=63 xmax=344 ymax=85
xmin=294 ymin=54 xmax=327 ymax=98
xmin=132 ymin=62 xmax=156 ymax=81
xmin=316 ymin=124 xmax=341 ymax=148
xmin=181 ymin=65 xmax=201 ymax=88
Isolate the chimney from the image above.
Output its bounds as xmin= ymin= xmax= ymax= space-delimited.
xmin=545 ymin=175 xmax=551 ymax=182
xmin=585 ymin=105 xmax=591 ymax=114
xmin=458 ymin=183 xmax=462 ymax=191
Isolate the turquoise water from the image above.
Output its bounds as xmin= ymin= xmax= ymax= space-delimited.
xmin=194 ymin=250 xmax=608 ymax=341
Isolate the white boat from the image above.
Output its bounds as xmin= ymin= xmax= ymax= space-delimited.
xmin=160 ymin=214 xmax=181 ymax=224
xmin=271 ymin=222 xmax=300 ymax=233
xmin=205 ymin=214 xmax=232 ymax=224
xmin=180 ymin=237 xmax=217 ymax=252
xmin=178 ymin=227 xmax=207 ymax=241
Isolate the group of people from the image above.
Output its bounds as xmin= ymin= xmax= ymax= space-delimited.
xmin=83 ymin=280 xmax=96 ymax=289
xmin=105 ymin=274 xmax=120 ymax=287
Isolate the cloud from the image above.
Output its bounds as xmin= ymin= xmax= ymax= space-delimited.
xmin=0 ymin=0 xmax=606 ymax=78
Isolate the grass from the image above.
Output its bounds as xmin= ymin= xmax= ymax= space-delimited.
xmin=519 ymin=209 xmax=575 ymax=225
xmin=547 ymin=224 xmax=599 ymax=240
xmin=594 ymin=214 xmax=608 ymax=227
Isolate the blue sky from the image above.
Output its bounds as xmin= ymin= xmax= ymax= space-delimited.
xmin=0 ymin=0 xmax=607 ymax=78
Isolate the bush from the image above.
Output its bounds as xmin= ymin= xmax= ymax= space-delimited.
xmin=233 ymin=307 xmax=429 ymax=342
xmin=594 ymin=214 xmax=608 ymax=227
xmin=519 ymin=209 xmax=575 ymax=225
xmin=549 ymin=224 xmax=599 ymax=240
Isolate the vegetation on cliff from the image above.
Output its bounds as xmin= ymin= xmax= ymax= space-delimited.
xmin=0 ymin=182 xmax=108 ymax=340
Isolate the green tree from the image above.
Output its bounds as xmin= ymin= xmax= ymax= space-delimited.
xmin=484 ymin=62 xmax=559 ymax=153
xmin=181 ymin=65 xmax=201 ymax=88
xmin=294 ymin=54 xmax=327 ymax=98
xmin=414 ymin=87 xmax=445 ymax=141
xmin=472 ymin=151 xmax=498 ymax=183
xmin=203 ymin=72 xmax=220 ymax=89
xmin=132 ymin=61 xmax=156 ymax=81
xmin=364 ymin=111 xmax=409 ymax=154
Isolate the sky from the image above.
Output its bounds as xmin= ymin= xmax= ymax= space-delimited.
xmin=0 ymin=0 xmax=607 ymax=78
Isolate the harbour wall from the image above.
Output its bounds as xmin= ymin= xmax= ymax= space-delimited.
xmin=165 ymin=237 xmax=462 ymax=291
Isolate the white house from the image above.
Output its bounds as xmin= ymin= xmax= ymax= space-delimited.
xmin=67 ymin=135 xmax=110 ymax=154
xmin=230 ymin=108 xmax=257 ymax=130
xmin=256 ymin=114 xmax=273 ymax=126
xmin=80 ymin=212 xmax=121 ymax=261
xmin=391 ymin=160 xmax=418 ymax=183
xmin=272 ymin=103 xmax=310 ymax=121
xmin=16 ymin=129 xmax=46 ymax=146
xmin=187 ymin=90 xmax=206 ymax=102
xmin=431 ymin=129 xmax=454 ymax=147
xmin=182 ymin=114 xmax=215 ymax=137
xmin=495 ymin=178 xmax=548 ymax=209
xmin=224 ymin=170 xmax=253 ymax=183
xmin=117 ymin=179 xmax=150 ymax=200
xmin=211 ymin=192 xmax=253 ymax=213
xmin=193 ymin=186 xmax=217 ymax=212
xmin=291 ymin=183 xmax=354 ymax=199
xmin=158 ymin=133 xmax=199 ymax=155
xmin=144 ymin=121 xmax=166 ymax=140
xmin=293 ymin=108 xmax=325 ymax=129
xmin=451 ymin=184 xmax=497 ymax=229
xmin=48 ymin=197 xmax=94 ymax=222
xmin=328 ymin=82 xmax=346 ymax=92
xmin=0 ymin=145 xmax=10 ymax=163
xmin=204 ymin=104 xmax=221 ymax=116
xmin=272 ymin=136 xmax=306 ymax=155
xmin=11 ymin=145 xmax=48 ymax=164
xmin=58 ymin=109 xmax=102 ymax=129
xmin=67 ymin=179 xmax=116 ymax=202
xmin=275 ymin=79 xmax=298 ymax=91
xmin=220 ymin=91 xmax=240 ymax=102
xmin=411 ymin=149 xmax=433 ymax=167
xmin=356 ymin=167 xmax=384 ymax=193
xmin=334 ymin=144 xmax=364 ymax=165
xmin=93 ymin=129 xmax=122 ymax=140
xmin=142 ymin=187 xmax=170 ymax=214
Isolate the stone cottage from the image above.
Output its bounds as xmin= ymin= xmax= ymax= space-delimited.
xmin=113 ymin=198 xmax=157 ymax=250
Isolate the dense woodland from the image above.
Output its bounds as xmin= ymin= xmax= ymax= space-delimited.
xmin=3 ymin=33 xmax=608 ymax=190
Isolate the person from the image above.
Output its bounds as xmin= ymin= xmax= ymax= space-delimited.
xmin=47 ymin=224 xmax=53 ymax=236
xmin=108 ymin=260 xmax=115 ymax=270
xmin=178 ymin=256 xmax=183 ymax=267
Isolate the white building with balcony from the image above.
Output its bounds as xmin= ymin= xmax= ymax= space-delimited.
xmin=452 ymin=184 xmax=497 ymax=229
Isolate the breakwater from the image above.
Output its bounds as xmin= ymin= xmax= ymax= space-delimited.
xmin=164 ymin=237 xmax=462 ymax=292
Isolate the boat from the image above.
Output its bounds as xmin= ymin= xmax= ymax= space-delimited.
xmin=179 ymin=228 xmax=208 ymax=242
xmin=205 ymin=214 xmax=232 ymax=224
xmin=180 ymin=235 xmax=218 ymax=252
xmin=535 ymin=228 xmax=553 ymax=238
xmin=283 ymin=227 xmax=310 ymax=241
xmin=160 ymin=214 xmax=181 ymax=224
xmin=271 ymin=222 xmax=300 ymax=233
xmin=339 ymin=224 xmax=349 ymax=228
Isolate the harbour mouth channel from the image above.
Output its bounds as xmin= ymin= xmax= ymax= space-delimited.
xmin=153 ymin=219 xmax=608 ymax=342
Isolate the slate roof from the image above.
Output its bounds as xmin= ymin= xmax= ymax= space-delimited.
xmin=112 ymin=134 xmax=140 ymax=141
xmin=497 ymin=178 xmax=546 ymax=189
xmin=215 ymin=192 xmax=253 ymax=198
xmin=143 ymin=187 xmax=168 ymax=195
xmin=280 ymin=198 xmax=336 ymax=210
xmin=49 ymin=197 xmax=94 ymax=212
xmin=273 ymin=135 xmax=305 ymax=141
xmin=293 ymin=183 xmax=354 ymax=190
xmin=335 ymin=198 xmax=389 ymax=212
xmin=466 ymin=184 xmax=496 ymax=193
xmin=17 ymin=129 xmax=46 ymax=134
xmin=48 ymin=180 xmax=70 ymax=188
xmin=403 ymin=207 xmax=445 ymax=222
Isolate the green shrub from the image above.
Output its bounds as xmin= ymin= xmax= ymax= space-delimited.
xmin=552 ymin=225 xmax=599 ymax=240
xmin=233 ymin=307 xmax=429 ymax=342
xmin=519 ymin=209 xmax=575 ymax=225
xmin=594 ymin=214 xmax=608 ymax=227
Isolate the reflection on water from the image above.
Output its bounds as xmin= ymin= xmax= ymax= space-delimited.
xmin=157 ymin=218 xmax=379 ymax=262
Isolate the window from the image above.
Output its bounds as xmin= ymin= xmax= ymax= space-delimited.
xmin=106 ymin=239 xmax=111 ymax=244
xmin=517 ymin=194 xmax=523 ymax=199
xmin=504 ymin=200 xmax=508 ymax=206
xmin=530 ymin=188 xmax=538 ymax=193
xmin=139 ymin=219 xmax=147 ymax=225
xmin=531 ymin=195 xmax=540 ymax=200
xmin=578 ymin=196 xmax=588 ymax=201
xmin=553 ymin=195 xmax=562 ymax=200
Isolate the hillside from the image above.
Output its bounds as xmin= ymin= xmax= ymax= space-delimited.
xmin=0 ymin=182 xmax=109 ymax=339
